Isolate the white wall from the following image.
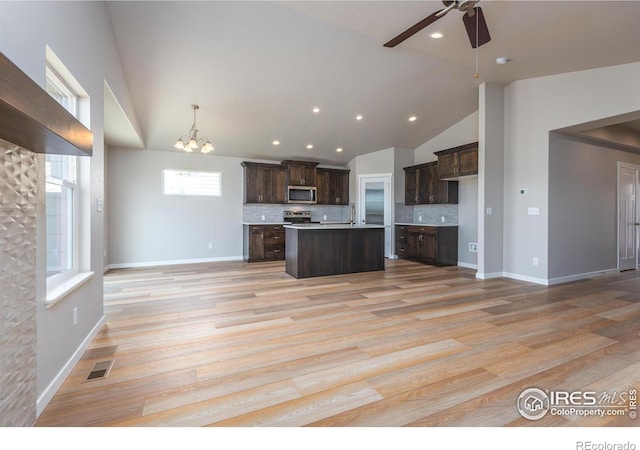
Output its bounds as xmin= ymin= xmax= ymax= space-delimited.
xmin=503 ymin=62 xmax=640 ymax=282
xmin=108 ymin=148 xmax=244 ymax=266
xmin=0 ymin=1 xmax=139 ymax=415
xmin=415 ymin=112 xmax=479 ymax=164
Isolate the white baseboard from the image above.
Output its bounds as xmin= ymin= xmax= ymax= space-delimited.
xmin=547 ymin=268 xmax=618 ymax=286
xmin=457 ymin=261 xmax=478 ymax=270
xmin=475 ymin=271 xmax=504 ymax=280
xmin=36 ymin=315 xmax=106 ymax=417
xmin=107 ymin=255 xmax=244 ymax=270
xmin=502 ymin=272 xmax=549 ymax=286
xmin=476 ymin=271 xmax=548 ymax=285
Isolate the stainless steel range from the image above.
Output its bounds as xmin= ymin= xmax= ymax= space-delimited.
xmin=283 ymin=210 xmax=313 ymax=224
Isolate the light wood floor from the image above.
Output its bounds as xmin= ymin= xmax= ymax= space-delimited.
xmin=36 ymin=259 xmax=640 ymax=427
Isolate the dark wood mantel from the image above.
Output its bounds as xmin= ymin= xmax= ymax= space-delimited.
xmin=0 ymin=52 xmax=92 ymax=156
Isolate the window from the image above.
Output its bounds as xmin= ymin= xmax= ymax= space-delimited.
xmin=45 ymin=65 xmax=78 ymax=281
xmin=44 ymin=50 xmax=92 ymax=304
xmin=162 ymin=169 xmax=222 ymax=196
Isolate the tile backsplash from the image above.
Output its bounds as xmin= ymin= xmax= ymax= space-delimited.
xmin=394 ymin=202 xmax=458 ymax=225
xmin=243 ymin=204 xmax=351 ymax=223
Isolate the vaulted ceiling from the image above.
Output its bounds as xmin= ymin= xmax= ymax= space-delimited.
xmin=105 ymin=1 xmax=640 ymax=165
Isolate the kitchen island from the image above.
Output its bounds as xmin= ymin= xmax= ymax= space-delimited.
xmin=284 ymin=223 xmax=385 ymax=279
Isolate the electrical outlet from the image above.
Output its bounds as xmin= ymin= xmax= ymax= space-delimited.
xmin=261 ymin=215 xmax=266 ymax=221
xmin=441 ymin=216 xmax=446 ymax=223
xmin=533 ymin=257 xmax=539 ymax=266
xmin=323 ymin=215 xmax=327 ymax=221
xmin=469 ymin=242 xmax=478 ymax=252
xmin=72 ymin=307 xmax=78 ymax=326
xmin=208 ymin=243 xmax=213 ymax=250
xmin=418 ymin=216 xmax=422 ymax=222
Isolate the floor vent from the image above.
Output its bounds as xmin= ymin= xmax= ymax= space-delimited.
xmin=84 ymin=359 xmax=114 ymax=382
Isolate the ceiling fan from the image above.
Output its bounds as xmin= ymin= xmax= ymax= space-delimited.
xmin=384 ymin=0 xmax=491 ymax=49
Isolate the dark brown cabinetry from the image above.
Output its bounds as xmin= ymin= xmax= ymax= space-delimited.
xmin=241 ymin=162 xmax=286 ymax=204
xmin=395 ymin=225 xmax=409 ymax=259
xmin=282 ymin=160 xmax=318 ymax=186
xmin=396 ymin=225 xmax=458 ymax=266
xmin=404 ymin=162 xmax=458 ymax=205
xmin=243 ymin=224 xmax=286 ymax=262
xmin=435 ymin=142 xmax=478 ymax=180
xmin=316 ymin=168 xmax=349 ymax=205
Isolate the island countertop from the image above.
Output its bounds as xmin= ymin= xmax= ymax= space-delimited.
xmin=284 ymin=223 xmax=385 ymax=230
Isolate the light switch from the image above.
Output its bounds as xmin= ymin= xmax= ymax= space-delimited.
xmin=486 ymin=207 xmax=493 ymax=216
xmin=528 ymin=207 xmax=540 ymax=216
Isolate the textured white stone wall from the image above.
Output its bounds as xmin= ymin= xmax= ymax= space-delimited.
xmin=0 ymin=142 xmax=37 ymax=426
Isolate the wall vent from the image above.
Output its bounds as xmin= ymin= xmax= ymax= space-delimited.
xmin=84 ymin=359 xmax=114 ymax=382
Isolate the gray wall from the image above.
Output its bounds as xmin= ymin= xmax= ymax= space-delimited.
xmin=0 ymin=1 xmax=139 ymax=415
xmin=503 ymin=62 xmax=640 ymax=282
xmin=108 ymin=148 xmax=245 ymax=266
xmin=548 ymin=133 xmax=640 ymax=281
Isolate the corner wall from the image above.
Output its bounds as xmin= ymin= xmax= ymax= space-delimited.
xmin=0 ymin=1 xmax=140 ymax=417
xmin=503 ymin=61 xmax=640 ymax=282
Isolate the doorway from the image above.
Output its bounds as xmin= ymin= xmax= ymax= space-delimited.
xmin=618 ymin=163 xmax=639 ymax=271
xmin=358 ymin=174 xmax=392 ymax=258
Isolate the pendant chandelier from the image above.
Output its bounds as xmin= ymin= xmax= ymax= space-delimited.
xmin=174 ymin=104 xmax=214 ymax=153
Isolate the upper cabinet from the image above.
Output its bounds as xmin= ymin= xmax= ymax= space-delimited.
xmin=241 ymin=162 xmax=286 ymax=204
xmin=434 ymin=142 xmax=478 ymax=180
xmin=316 ymin=168 xmax=349 ymax=205
xmin=404 ymin=162 xmax=458 ymax=205
xmin=281 ymin=160 xmax=318 ymax=187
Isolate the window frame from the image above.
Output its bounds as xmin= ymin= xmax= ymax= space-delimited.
xmin=44 ymin=54 xmax=93 ymax=306
xmin=162 ymin=169 xmax=222 ymax=197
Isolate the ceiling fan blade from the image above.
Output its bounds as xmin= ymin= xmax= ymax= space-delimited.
xmin=383 ymin=10 xmax=444 ymax=48
xmin=462 ymin=6 xmax=491 ymax=48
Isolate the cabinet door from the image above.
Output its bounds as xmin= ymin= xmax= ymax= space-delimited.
xmin=408 ymin=232 xmax=420 ymax=260
xmin=457 ymin=147 xmax=478 ymax=177
xmin=426 ymin=165 xmax=440 ymax=204
xmin=405 ymin=168 xmax=417 ymax=205
xmin=268 ymin=167 xmax=287 ymax=203
xmin=421 ymin=231 xmax=437 ymax=264
xmin=316 ymin=170 xmax=331 ymax=204
xmin=303 ymin=165 xmax=317 ymax=186
xmin=248 ymin=229 xmax=264 ymax=260
xmin=244 ymin=165 xmax=263 ymax=203
xmin=335 ymin=171 xmax=349 ymax=205
xmin=287 ymin=164 xmax=305 ymax=185
xmin=437 ymin=153 xmax=457 ymax=179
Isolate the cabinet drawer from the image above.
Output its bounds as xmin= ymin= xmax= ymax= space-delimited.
xmin=264 ymin=246 xmax=284 ymax=260
xmin=264 ymin=232 xmax=284 ymax=245
xmin=249 ymin=225 xmax=263 ymax=233
xmin=264 ymin=225 xmax=284 ymax=232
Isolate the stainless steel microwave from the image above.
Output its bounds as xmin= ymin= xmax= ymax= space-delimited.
xmin=287 ymin=185 xmax=317 ymax=204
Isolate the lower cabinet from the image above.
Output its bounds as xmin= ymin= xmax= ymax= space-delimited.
xmin=243 ymin=224 xmax=285 ymax=262
xmin=395 ymin=225 xmax=458 ymax=266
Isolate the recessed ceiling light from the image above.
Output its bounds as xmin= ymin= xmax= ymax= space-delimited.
xmin=272 ymin=140 xmax=280 ymax=145
xmin=356 ymin=115 xmax=363 ymax=121
xmin=408 ymin=116 xmax=417 ymax=122
xmin=336 ymin=148 xmax=343 ymax=153
xmin=306 ymin=144 xmax=313 ymax=149
xmin=312 ymin=107 xmax=320 ymax=113
xmin=430 ymin=32 xmax=444 ymax=39
xmin=496 ymin=57 xmax=509 ymax=65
